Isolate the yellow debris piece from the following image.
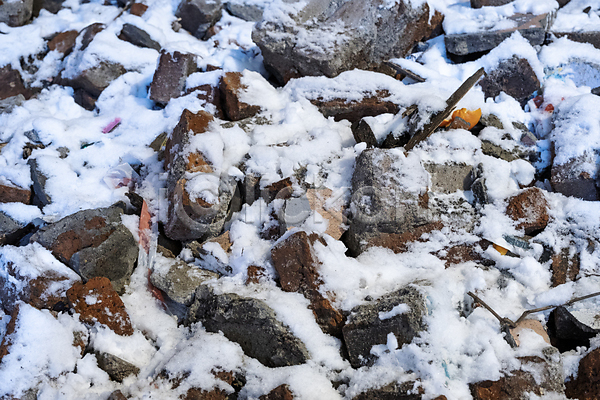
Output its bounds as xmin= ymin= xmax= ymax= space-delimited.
xmin=439 ymin=108 xmax=482 ymax=129
xmin=492 ymin=243 xmax=509 ymax=255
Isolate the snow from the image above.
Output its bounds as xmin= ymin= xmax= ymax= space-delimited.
xmin=2 ymin=0 xmax=600 ymax=399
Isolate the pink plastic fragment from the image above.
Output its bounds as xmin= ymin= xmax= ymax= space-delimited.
xmin=102 ymin=117 xmax=122 ymax=134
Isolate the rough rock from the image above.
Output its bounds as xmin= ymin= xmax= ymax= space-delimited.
xmin=66 ymin=276 xmax=134 ymax=336
xmin=550 ymin=155 xmax=598 ymax=201
xmin=424 ymin=163 xmax=474 ymax=194
xmin=550 ymin=246 xmax=579 ymax=287
xmin=252 ymin=0 xmax=443 ymax=85
xmin=187 ymin=286 xmax=310 ymax=367
xmin=565 ymin=347 xmax=600 ymax=400
xmin=95 ymin=351 xmax=140 ymax=383
xmin=342 ymin=286 xmax=426 ymax=368
xmin=352 ymin=381 xmax=424 ymax=400
xmin=118 ymin=23 xmax=161 ymax=51
xmin=73 ymin=88 xmax=97 ymax=111
xmin=149 ymin=50 xmax=197 ymax=106
xmin=470 ymin=347 xmax=565 ymax=399
xmin=164 ymin=109 xmax=237 ymax=242
xmin=33 ymin=0 xmax=65 ymax=15
xmin=0 ymin=94 xmax=25 ymax=114
xmin=129 ymin=3 xmax=148 ymax=16
xmin=271 ymin=231 xmax=344 ymax=337
xmin=0 ymin=0 xmax=33 ymax=27
xmin=0 ymin=65 xmax=31 ymax=101
xmin=225 ymin=1 xmax=265 ymax=22
xmin=505 ymin=188 xmax=550 ymax=235
xmin=62 ymin=61 xmax=127 ymax=98
xmin=480 ymin=139 xmax=536 ymax=162
xmin=187 ymin=83 xmax=223 ymax=119
xmin=0 ymin=305 xmax=22 ymax=363
xmin=445 ymin=13 xmax=552 ymax=56
xmin=47 ymin=30 xmax=78 ymax=55
xmin=351 ymin=119 xmax=378 ymax=148
xmin=79 ymin=22 xmax=105 ymax=51
xmin=181 ymin=370 xmax=244 ymax=400
xmin=0 ymin=212 xmax=28 ymax=245
xmin=107 ymin=390 xmax=128 ymax=400
xmin=176 ymin=0 xmax=223 ymax=40
xmin=0 ymin=182 xmax=31 ymax=204
xmin=437 ymin=241 xmax=490 ymax=268
xmin=478 ymin=57 xmax=541 ymax=107
xmin=30 ymin=202 xmax=138 ymax=293
xmin=470 ymin=0 xmax=513 ymax=7
xmin=220 ymin=72 xmax=261 ymax=121
xmin=259 ymin=384 xmax=295 ymax=400
xmin=547 ymin=306 xmax=600 ymax=353
xmin=553 ymin=31 xmax=600 ymax=50
xmin=346 ymin=148 xmax=439 ymax=255
xmin=310 ymin=93 xmax=399 ymax=124
xmin=150 ymin=256 xmax=219 ymax=307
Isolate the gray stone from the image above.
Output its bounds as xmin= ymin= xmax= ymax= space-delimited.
xmin=346 ymin=148 xmax=438 ymax=255
xmin=424 ymin=163 xmax=473 ymax=194
xmin=342 ymin=286 xmax=427 ymax=368
xmin=149 ymin=50 xmax=197 ymax=106
xmin=0 ymin=0 xmax=33 ymax=27
xmin=551 ymin=155 xmax=598 ymax=201
xmin=28 ymin=158 xmax=51 ymax=206
xmin=252 ymin=0 xmax=443 ymax=85
xmin=118 ymin=23 xmax=161 ymax=51
xmin=79 ymin=23 xmax=105 ymax=51
xmin=481 ymin=140 xmax=535 ymax=162
xmin=225 ymin=1 xmax=264 ymax=21
xmin=188 ymin=286 xmax=310 ymax=367
xmin=149 ymin=257 xmax=218 ymax=306
xmin=64 ymin=61 xmax=127 ymax=98
xmin=553 ymin=31 xmax=600 ymax=50
xmin=30 ymin=202 xmax=138 ymax=294
xmin=471 ymin=0 xmax=513 ymax=7
xmin=0 ymin=94 xmax=25 ymax=114
xmin=176 ymin=0 xmax=224 ymax=40
xmin=471 ymin=164 xmax=489 ymax=205
xmin=445 ymin=13 xmax=552 ymax=56
xmin=351 ymin=381 xmax=423 ymax=400
xmin=33 ymin=0 xmax=65 ymax=15
xmin=0 ymin=212 xmax=27 ymax=245
xmin=478 ymin=57 xmax=541 ymax=107
xmin=95 ymin=352 xmax=140 ymax=383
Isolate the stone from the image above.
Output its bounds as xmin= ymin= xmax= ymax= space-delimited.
xmin=0 ymin=93 xmax=25 ymax=114
xmin=129 ymin=3 xmax=148 ymax=16
xmin=33 ymin=0 xmax=65 ymax=15
xmin=263 ymin=177 xmax=293 ymax=203
xmin=271 ymin=231 xmax=344 ymax=337
xmin=259 ymin=384 xmax=295 ymax=400
xmin=553 ymin=32 xmax=600 ymax=50
xmin=150 ymin=256 xmax=219 ymax=307
xmin=181 ymin=370 xmax=244 ymax=400
xmin=187 ymin=83 xmax=224 ymax=119
xmin=480 ymin=139 xmax=535 ymax=162
xmin=0 ymin=212 xmax=28 ymax=245
xmin=0 ymin=181 xmax=31 ymax=204
xmin=79 ymin=22 xmax=105 ymax=51
xmin=551 ymin=155 xmax=598 ymax=201
xmin=28 ymin=159 xmax=51 ymax=207
xmin=547 ymin=306 xmax=600 ymax=353
xmin=351 ymin=119 xmax=378 ymax=148
xmin=30 ymin=202 xmax=138 ymax=293
xmin=187 ymin=286 xmax=310 ymax=367
xmin=66 ymin=277 xmax=134 ymax=336
xmin=505 ymin=188 xmax=549 ymax=235
xmin=352 ymin=381 xmax=424 ymax=400
xmin=305 ymin=188 xmax=347 ymax=240
xmin=470 ymin=0 xmax=513 ymax=7
xmin=310 ymin=93 xmax=399 ymax=124
xmin=73 ymin=88 xmax=97 ymax=111
xmin=342 ymin=286 xmax=426 ymax=368
xmin=364 ymin=222 xmax=445 ymax=254
xmin=550 ymin=246 xmax=579 ymax=287
xmin=225 ymin=1 xmax=265 ymax=22
xmin=445 ymin=13 xmax=551 ymax=56
xmin=346 ymin=148 xmax=438 ymax=255
xmin=220 ymin=72 xmax=261 ymax=121
xmin=0 ymin=65 xmax=31 ymax=101
xmin=0 ymin=305 xmax=22 ymax=363
xmin=478 ymin=57 xmax=541 ymax=107
xmin=252 ymin=0 xmax=443 ymax=85
xmin=95 ymin=351 xmax=140 ymax=383
xmin=470 ymin=348 xmax=565 ymax=399
xmin=175 ymin=0 xmax=224 ymax=40
xmin=62 ymin=61 xmax=127 ymax=98
xmin=0 ymin=0 xmax=33 ymax=27
xmin=107 ymin=390 xmax=128 ymax=400
xmin=47 ymin=30 xmax=78 ymax=55
xmin=246 ymin=265 xmax=267 ymax=284
xmin=149 ymin=50 xmax=197 ymax=106
xmin=565 ymin=347 xmax=600 ymax=400
xmin=118 ymin=23 xmax=161 ymax=51
xmin=424 ymin=163 xmax=474 ymax=194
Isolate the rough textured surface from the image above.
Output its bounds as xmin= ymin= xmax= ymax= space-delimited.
xmin=470 ymin=0 xmax=513 ymax=7
xmin=550 ymin=246 xmax=580 ymax=287
xmin=550 ymin=155 xmax=598 ymax=201
xmin=0 ymin=212 xmax=27 ymax=245
xmin=226 ymin=1 xmax=265 ymax=22
xmin=478 ymin=57 xmax=541 ymax=107
xmin=67 ymin=276 xmax=134 ymax=336
xmin=31 ymin=202 xmax=138 ymax=293
xmin=565 ymin=347 xmax=600 ymax=400
xmin=0 ymin=0 xmax=33 ymax=27
xmin=352 ymin=381 xmax=424 ymax=400
xmin=220 ymin=72 xmax=261 ymax=121
xmin=553 ymin=31 xmax=600 ymax=49
xmin=445 ymin=13 xmax=551 ymax=56
xmin=28 ymin=159 xmax=51 ymax=207
xmin=176 ymin=0 xmax=223 ymax=40
xmin=118 ymin=23 xmax=161 ymax=51
xmin=342 ymin=286 xmax=426 ymax=368
xmin=505 ymin=187 xmax=550 ymax=235
xmin=424 ymin=163 xmax=474 ymax=194
xmin=0 ymin=65 xmax=31 ymax=101
xmin=96 ymin=351 xmax=140 ymax=383
xmin=259 ymin=384 xmax=295 ymax=400
xmin=149 ymin=50 xmax=197 ymax=106
xmin=252 ymin=0 xmax=443 ymax=85
xmin=188 ymin=286 xmax=309 ymax=367
xmin=129 ymin=3 xmax=148 ymax=16
xmin=0 ymin=182 xmax=31 ymax=204
xmin=310 ymin=93 xmax=399 ymax=124
xmin=547 ymin=306 xmax=599 ymax=353
xmin=63 ymin=61 xmax=127 ymax=98
xmin=271 ymin=231 xmax=344 ymax=337
xmin=47 ymin=30 xmax=78 ymax=55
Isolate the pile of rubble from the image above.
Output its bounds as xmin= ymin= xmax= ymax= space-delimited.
xmin=3 ymin=0 xmax=600 ymax=399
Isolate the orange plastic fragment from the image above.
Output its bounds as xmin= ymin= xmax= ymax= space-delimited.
xmin=492 ymin=243 xmax=509 ymax=255
xmin=439 ymin=108 xmax=482 ymax=130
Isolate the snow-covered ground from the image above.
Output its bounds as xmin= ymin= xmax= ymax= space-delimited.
xmin=2 ymin=0 xmax=600 ymax=399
